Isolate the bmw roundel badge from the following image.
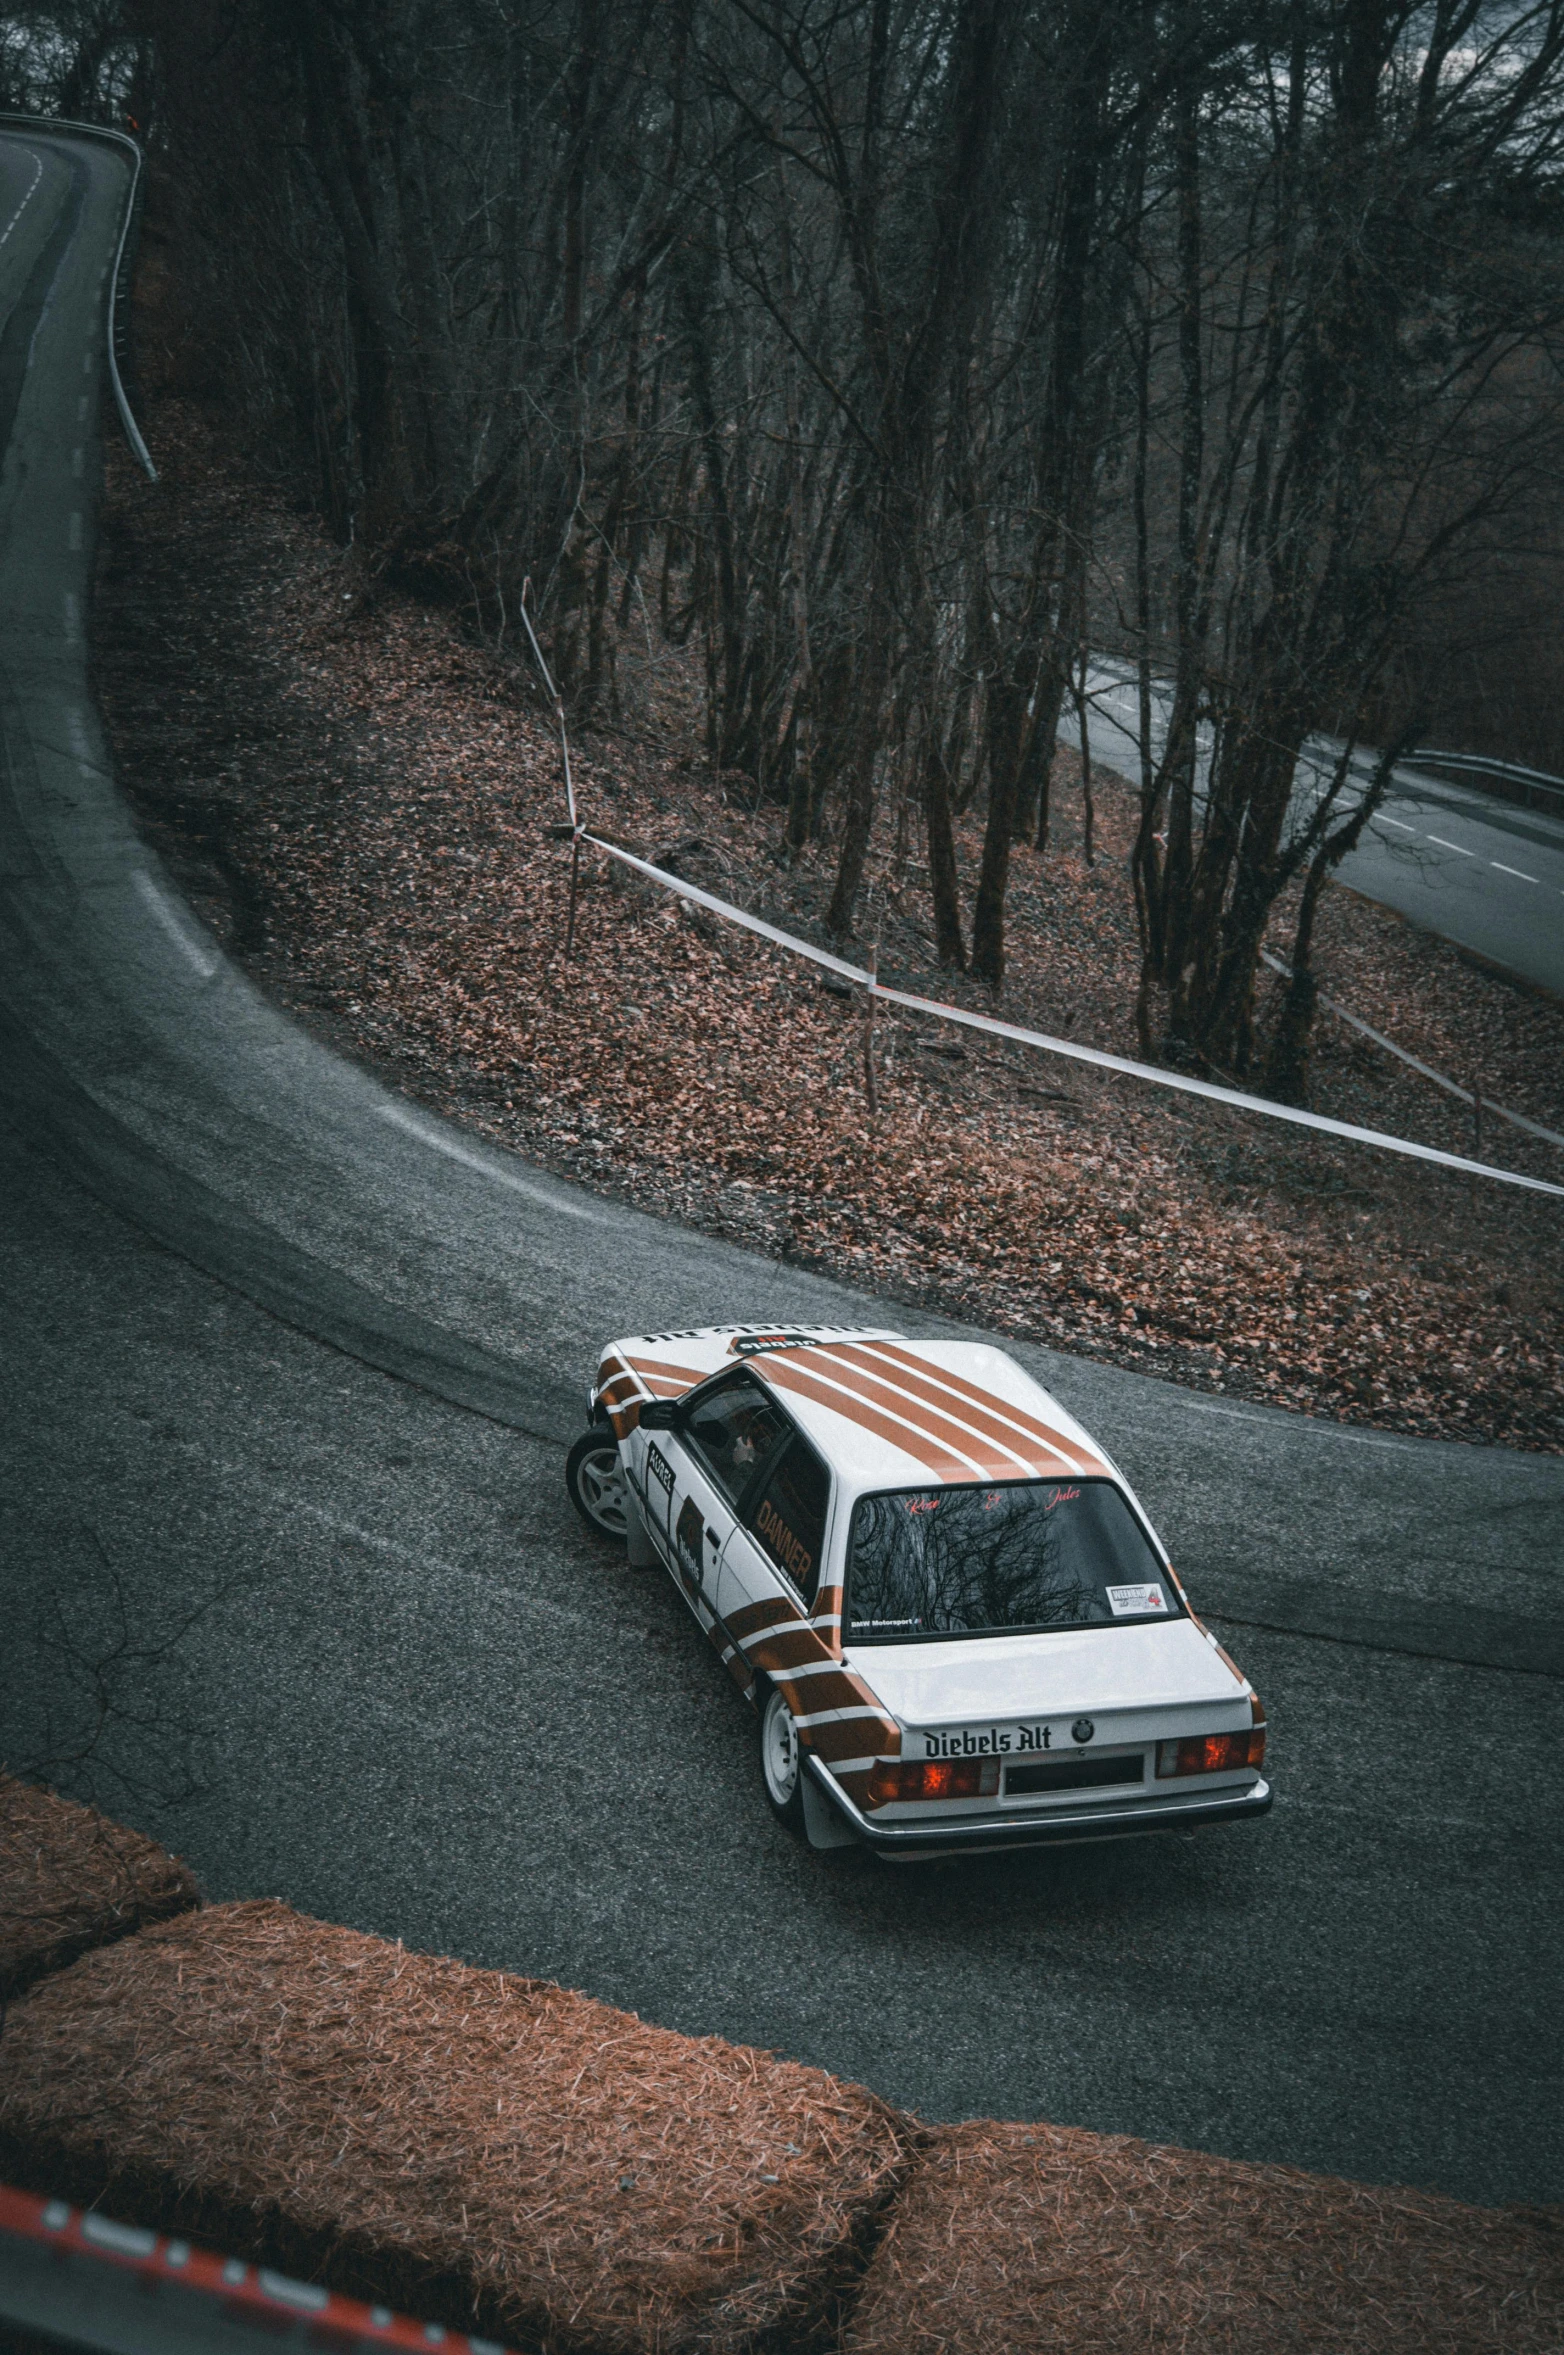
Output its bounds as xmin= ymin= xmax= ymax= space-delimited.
xmin=1071 ymin=1718 xmax=1095 ymax=1745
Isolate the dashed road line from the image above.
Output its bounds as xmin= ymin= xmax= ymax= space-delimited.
xmin=67 ymin=511 xmax=81 ymax=550
xmin=1426 ymin=835 xmax=1472 ymax=855
xmin=0 ymin=149 xmax=43 ymax=249
xmin=1376 ymin=815 xmax=1415 ymax=832
xmin=1177 ymin=1397 xmax=1419 ymax=1452
xmin=1491 ymin=861 xmax=1539 ymax=883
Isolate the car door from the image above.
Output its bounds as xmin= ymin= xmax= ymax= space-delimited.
xmin=662 ymin=1370 xmax=793 ymax=1613
xmin=717 ymin=1427 xmax=833 ymax=1635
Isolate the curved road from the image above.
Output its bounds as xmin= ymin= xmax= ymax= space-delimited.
xmin=2 ymin=127 xmax=1562 ymax=2208
xmin=1078 ymin=662 xmax=1564 ymax=1000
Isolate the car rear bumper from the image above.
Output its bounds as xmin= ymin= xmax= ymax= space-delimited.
xmin=806 ymin=1755 xmax=1272 ymax=1856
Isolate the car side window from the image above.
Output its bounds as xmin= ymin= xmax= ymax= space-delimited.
xmin=682 ymin=1372 xmax=791 ymax=1508
xmin=745 ymin=1437 xmax=831 ymax=1609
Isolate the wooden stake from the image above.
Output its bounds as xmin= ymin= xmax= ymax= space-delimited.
xmin=565 ymin=832 xmax=582 ymax=959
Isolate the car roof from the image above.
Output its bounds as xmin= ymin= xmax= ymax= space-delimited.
xmin=598 ymin=1324 xmax=1113 ymax=1496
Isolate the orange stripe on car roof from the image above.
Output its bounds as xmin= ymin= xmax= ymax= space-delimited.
xmin=772 ymin=1348 xmax=1052 ymax=1481
xmin=854 ymin=1339 xmax=1103 ymax=1472
xmin=625 ymin=1355 xmax=707 ymax=1389
xmin=760 ymin=1355 xmax=985 ymax=1481
xmin=826 ymin=1342 xmax=1089 ymax=1476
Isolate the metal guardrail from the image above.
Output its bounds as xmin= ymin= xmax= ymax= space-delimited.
xmin=1408 ymin=748 xmax=1564 ymax=819
xmin=0 ymin=109 xmax=157 ymax=480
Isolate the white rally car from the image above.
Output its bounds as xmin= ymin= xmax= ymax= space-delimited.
xmin=566 ymin=1325 xmax=1270 ymax=1858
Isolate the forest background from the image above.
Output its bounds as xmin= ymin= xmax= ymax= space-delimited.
xmin=11 ymin=0 xmax=1564 ymax=1103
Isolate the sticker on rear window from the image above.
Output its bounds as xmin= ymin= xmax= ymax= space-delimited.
xmin=1106 ymin=1582 xmax=1167 ymax=1616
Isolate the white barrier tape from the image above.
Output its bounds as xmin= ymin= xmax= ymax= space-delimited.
xmin=576 ymin=829 xmax=1564 ymax=1201
xmin=1259 ymin=948 xmax=1564 ymax=1151
xmin=582 ymin=830 xmax=873 ymax=984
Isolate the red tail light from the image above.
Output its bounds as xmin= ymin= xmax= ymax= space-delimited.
xmin=1156 ymin=1728 xmax=1266 ymax=1779
xmin=866 ymin=1757 xmax=1001 ymax=1807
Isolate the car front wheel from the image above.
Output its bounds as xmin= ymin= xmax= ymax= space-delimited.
xmin=759 ymin=1683 xmax=807 ymax=1835
xmin=565 ymin=1428 xmax=630 ymax=1540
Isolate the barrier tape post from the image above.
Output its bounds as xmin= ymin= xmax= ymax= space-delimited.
xmin=518 ymin=583 xmax=585 ymax=958
xmin=564 ymin=830 xmax=582 ymax=960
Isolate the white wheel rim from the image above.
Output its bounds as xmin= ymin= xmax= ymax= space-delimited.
xmin=577 ymin=1445 xmax=629 ymax=1534
xmin=762 ymin=1691 xmax=799 ymax=1806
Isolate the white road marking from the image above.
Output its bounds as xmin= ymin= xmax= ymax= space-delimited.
xmin=1178 ymin=1397 xmax=1417 ymax=1452
xmin=1491 ymin=861 xmax=1539 ymax=884
xmin=1376 ymin=815 xmax=1415 ymax=832
xmin=67 ymin=707 xmax=95 ymax=769
xmin=378 ymin=1100 xmax=610 ymax=1220
xmin=71 ymin=445 xmax=82 ymax=476
xmin=276 ymin=1494 xmax=602 ymax=1630
xmin=132 ymin=870 xmax=220 ymax=978
xmin=67 ymin=511 xmax=81 ymax=550
xmin=1425 ymin=835 xmax=1473 ymax=855
xmin=82 ymin=351 xmax=93 ymax=374
xmin=76 ymin=393 xmax=88 ymax=421
xmin=62 ymin=591 xmax=78 ymax=641
xmin=0 ymin=151 xmax=43 ymax=249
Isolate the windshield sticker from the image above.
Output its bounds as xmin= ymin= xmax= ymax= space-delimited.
xmin=1106 ymin=1582 xmax=1167 ymax=1616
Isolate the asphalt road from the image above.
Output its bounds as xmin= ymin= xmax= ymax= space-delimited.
xmin=1076 ymin=663 xmax=1564 ymax=1000
xmin=3 ymin=126 xmax=1563 ymax=2209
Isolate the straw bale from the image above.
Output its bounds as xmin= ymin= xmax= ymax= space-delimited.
xmin=0 ymin=1776 xmax=199 ymax=2000
xmin=844 ymin=2119 xmax=1564 ymax=2355
xmin=0 ymin=1899 xmax=911 ymax=2355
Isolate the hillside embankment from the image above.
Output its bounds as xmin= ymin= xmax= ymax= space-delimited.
xmin=91 ymin=400 xmax=1564 ymax=1452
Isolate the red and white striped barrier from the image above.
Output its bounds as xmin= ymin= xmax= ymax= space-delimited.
xmin=0 ymin=2184 xmax=512 ymax=2355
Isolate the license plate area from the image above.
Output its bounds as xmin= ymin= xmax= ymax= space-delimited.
xmin=1005 ymin=1752 xmax=1145 ymax=1798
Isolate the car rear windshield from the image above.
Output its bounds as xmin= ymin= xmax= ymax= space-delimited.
xmin=846 ymin=1479 xmax=1181 ymax=1642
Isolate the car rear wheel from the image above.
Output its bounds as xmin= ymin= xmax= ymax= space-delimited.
xmin=566 ymin=1428 xmax=630 ymax=1540
xmin=759 ymin=1683 xmax=807 ymax=1835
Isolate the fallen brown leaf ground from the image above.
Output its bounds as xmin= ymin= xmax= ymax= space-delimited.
xmin=92 ymin=399 xmax=1564 ymax=1452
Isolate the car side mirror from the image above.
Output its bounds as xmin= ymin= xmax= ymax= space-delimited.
xmin=637 ymin=1400 xmax=678 ymax=1431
